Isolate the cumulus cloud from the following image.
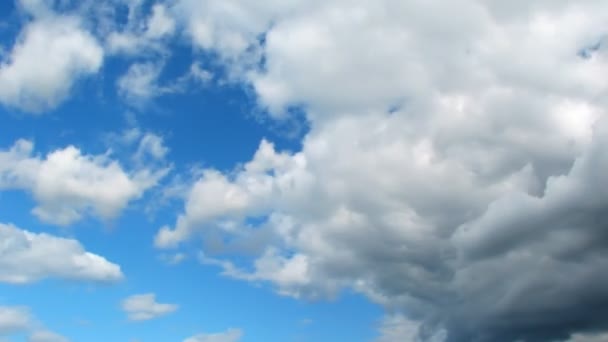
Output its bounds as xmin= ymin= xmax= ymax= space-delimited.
xmin=0 ymin=12 xmax=102 ymax=113
xmin=0 ymin=137 xmax=168 ymax=226
xmin=121 ymin=293 xmax=178 ymax=321
xmin=0 ymin=223 xmax=123 ymax=284
xmin=183 ymin=329 xmax=243 ymax=342
xmin=156 ymin=0 xmax=608 ymax=341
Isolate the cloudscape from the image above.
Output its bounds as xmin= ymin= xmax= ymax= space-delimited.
xmin=1 ymin=1 xmax=608 ymax=341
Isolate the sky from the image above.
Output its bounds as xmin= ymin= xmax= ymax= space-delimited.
xmin=0 ymin=0 xmax=608 ymax=341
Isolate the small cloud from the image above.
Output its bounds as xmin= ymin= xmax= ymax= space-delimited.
xmin=299 ymin=318 xmax=313 ymax=326
xmin=0 ymin=306 xmax=31 ymax=334
xmin=0 ymin=223 xmax=123 ymax=284
xmin=117 ymin=62 xmax=165 ymax=104
xmin=0 ymin=306 xmax=68 ymax=341
xmin=159 ymin=253 xmax=187 ymax=265
xmin=183 ymin=328 xmax=243 ymax=342
xmin=28 ymin=330 xmax=70 ymax=342
xmin=121 ymin=293 xmax=178 ymax=321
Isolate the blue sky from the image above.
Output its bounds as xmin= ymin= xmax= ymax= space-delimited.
xmin=1 ymin=1 xmax=608 ymax=342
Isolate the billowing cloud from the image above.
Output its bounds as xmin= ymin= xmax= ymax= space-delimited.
xmin=157 ymin=0 xmax=608 ymax=341
xmin=0 ymin=138 xmax=168 ymax=226
xmin=0 ymin=13 xmax=102 ymax=113
xmin=183 ymin=329 xmax=243 ymax=342
xmin=0 ymin=223 xmax=123 ymax=284
xmin=121 ymin=293 xmax=178 ymax=321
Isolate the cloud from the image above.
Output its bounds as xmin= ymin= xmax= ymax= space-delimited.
xmin=135 ymin=133 xmax=170 ymax=163
xmin=183 ymin=329 xmax=243 ymax=342
xmin=0 ymin=138 xmax=168 ymax=226
xmin=0 ymin=307 xmax=30 ymax=335
xmin=375 ymin=315 xmax=445 ymax=342
xmin=121 ymin=293 xmax=178 ymax=321
xmin=0 ymin=306 xmax=68 ymax=341
xmin=157 ymin=0 xmax=608 ymax=341
xmin=159 ymin=253 xmax=187 ymax=265
xmin=0 ymin=14 xmax=102 ymax=113
xmin=567 ymin=333 xmax=608 ymax=342
xmin=117 ymin=62 xmax=166 ymax=103
xmin=106 ymin=3 xmax=175 ymax=56
xmin=145 ymin=4 xmax=176 ymax=39
xmin=28 ymin=330 xmax=70 ymax=342
xmin=0 ymin=223 xmax=123 ymax=284
xmin=117 ymin=61 xmax=214 ymax=105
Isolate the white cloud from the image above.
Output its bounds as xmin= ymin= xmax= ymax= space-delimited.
xmin=117 ymin=62 xmax=166 ymax=103
xmin=135 ymin=133 xmax=169 ymax=162
xmin=146 ymin=4 xmax=175 ymax=39
xmin=28 ymin=330 xmax=70 ymax=342
xmin=121 ymin=293 xmax=178 ymax=321
xmin=0 ymin=15 xmax=102 ymax=113
xmin=0 ymin=223 xmax=123 ymax=284
xmin=183 ymin=329 xmax=242 ymax=342
xmin=188 ymin=62 xmax=213 ymax=85
xmin=116 ymin=60 xmax=215 ymax=105
xmin=0 ymin=306 xmax=68 ymax=341
xmin=106 ymin=3 xmax=175 ymax=56
xmin=0 ymin=307 xmax=30 ymax=334
xmin=0 ymin=138 xmax=168 ymax=226
xmin=159 ymin=253 xmax=187 ymax=265
xmin=158 ymin=1 xmax=608 ymax=340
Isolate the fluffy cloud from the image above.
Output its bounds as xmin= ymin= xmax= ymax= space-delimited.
xmin=183 ymin=329 xmax=242 ymax=342
xmin=121 ymin=293 xmax=178 ymax=321
xmin=0 ymin=12 xmax=102 ymax=113
xmin=0 ymin=138 xmax=168 ymax=226
xmin=0 ymin=223 xmax=123 ymax=284
xmin=157 ymin=0 xmax=608 ymax=341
